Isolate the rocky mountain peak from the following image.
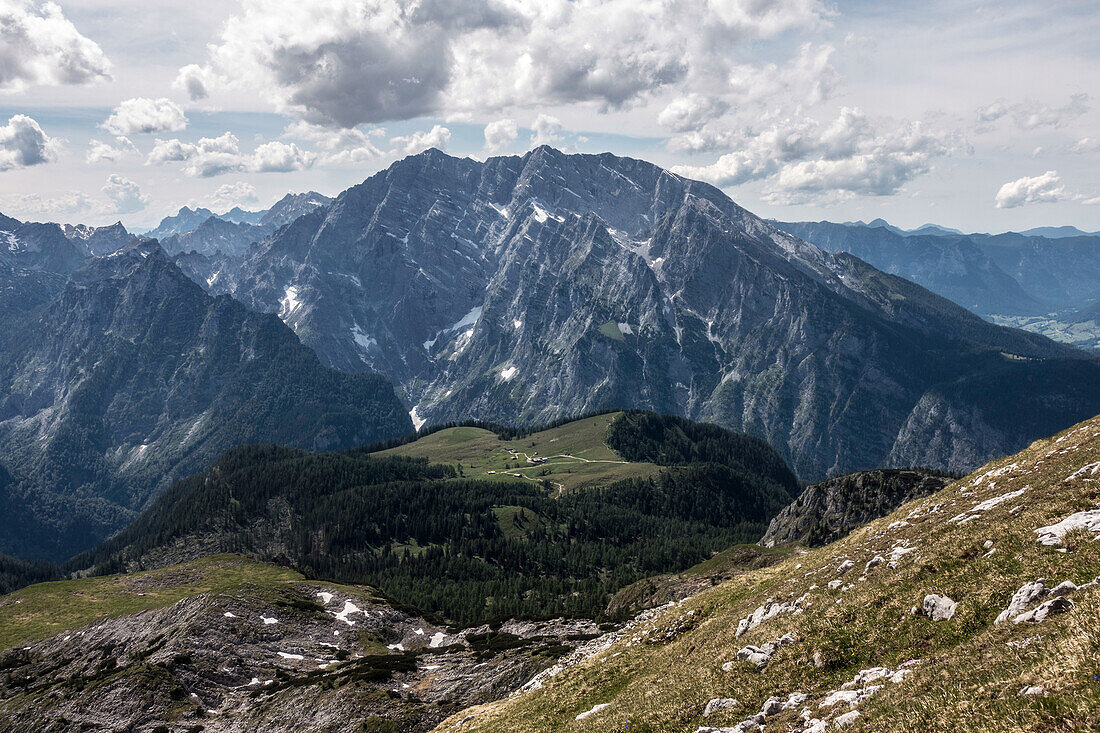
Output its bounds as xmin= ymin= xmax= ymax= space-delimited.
xmin=171 ymin=147 xmax=1100 ymax=480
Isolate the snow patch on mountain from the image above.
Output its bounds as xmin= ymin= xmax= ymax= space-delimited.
xmin=450 ymin=306 xmax=482 ymax=332
xmin=279 ymin=285 xmax=301 ymax=321
xmin=350 ymin=323 xmax=376 ymax=352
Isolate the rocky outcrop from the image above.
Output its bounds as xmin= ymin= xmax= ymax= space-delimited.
xmin=919 ymin=594 xmax=957 ymax=621
xmin=760 ymin=469 xmax=952 ymax=548
xmin=0 ymin=578 xmax=602 ymax=732
xmin=731 ymin=632 xmax=795 ymax=668
xmin=259 ymin=191 xmax=332 ymax=228
xmin=1034 ymin=509 xmax=1100 ymax=546
xmin=144 ymin=206 xmax=220 ymax=239
xmin=995 ymin=576 xmax=1097 ymax=624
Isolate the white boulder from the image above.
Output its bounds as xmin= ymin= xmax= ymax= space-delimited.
xmin=921 ymin=594 xmax=957 ymax=621
xmin=704 ymin=698 xmax=738 ymax=717
xmin=995 ymin=580 xmax=1047 ymax=624
xmin=1034 ymin=510 xmax=1100 ymax=546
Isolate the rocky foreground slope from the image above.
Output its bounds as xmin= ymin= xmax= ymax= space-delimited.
xmin=0 ymin=556 xmax=607 ymax=732
xmin=440 ymin=413 xmax=1100 ymax=732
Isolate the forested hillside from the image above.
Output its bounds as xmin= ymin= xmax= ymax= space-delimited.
xmin=70 ymin=412 xmax=799 ymax=624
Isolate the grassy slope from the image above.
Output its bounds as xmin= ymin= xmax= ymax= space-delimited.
xmin=0 ymin=555 xmax=377 ymax=652
xmin=441 ymin=415 xmax=1100 ymax=732
xmin=377 ymin=412 xmax=660 ymax=492
xmin=606 ymin=544 xmax=796 ymax=616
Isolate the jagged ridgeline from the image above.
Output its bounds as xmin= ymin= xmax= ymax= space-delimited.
xmin=70 ymin=411 xmax=799 ymax=625
xmin=0 ymin=243 xmax=413 ymax=562
xmin=177 ymin=147 xmax=1100 ymax=480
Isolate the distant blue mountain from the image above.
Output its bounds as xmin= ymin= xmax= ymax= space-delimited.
xmin=1019 ymin=226 xmax=1099 ymax=239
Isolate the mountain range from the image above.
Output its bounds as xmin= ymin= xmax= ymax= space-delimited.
xmin=0 ymin=215 xmax=411 ymax=561
xmin=840 ymin=218 xmax=1098 ymax=240
xmin=145 ymin=191 xmax=334 ymax=258
xmin=775 ymin=219 xmax=1100 ymax=350
xmin=3 ymin=145 xmax=1100 ymax=732
xmin=168 ymin=147 xmax=1100 ymax=479
xmin=4 ymin=147 xmax=1100 ymax=554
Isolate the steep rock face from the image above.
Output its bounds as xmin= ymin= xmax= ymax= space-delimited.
xmin=759 ymin=469 xmax=952 ymax=547
xmin=144 ymin=206 xmax=218 ymax=239
xmin=182 ymin=147 xmax=1100 ymax=479
xmin=1 ymin=215 xmax=139 ymax=269
xmin=259 ymin=191 xmax=332 ymax=228
xmin=0 ymin=245 xmax=411 ymax=560
xmin=62 ymin=222 xmax=136 ymax=256
xmin=0 ymin=218 xmax=86 ymax=273
xmin=161 ymin=216 xmax=271 ymax=257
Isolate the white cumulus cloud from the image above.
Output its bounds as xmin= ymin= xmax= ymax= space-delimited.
xmin=148 ymin=132 xmax=316 ymax=176
xmin=173 ymin=64 xmax=212 ymax=101
xmin=994 ymin=170 xmax=1072 ymax=208
xmin=250 ymin=141 xmax=315 ymax=172
xmin=0 ymin=0 xmax=111 ymax=93
xmin=86 ymin=136 xmax=136 ymax=164
xmin=673 ymin=108 xmax=957 ymax=202
xmin=103 ymin=98 xmax=188 ymax=136
xmin=391 ymin=124 xmax=451 ymax=155
xmin=530 ymin=114 xmax=563 ymax=147
xmin=102 ymin=174 xmax=149 ymax=214
xmin=178 ymin=0 xmax=827 ymax=127
xmin=0 ymin=114 xmax=58 ymax=170
xmin=147 ymin=132 xmax=243 ymax=177
xmin=483 ymin=118 xmax=518 ymax=152
xmin=284 ymin=121 xmax=385 ymax=165
xmin=209 ymin=181 xmax=259 ymax=209
xmin=657 ymin=95 xmax=730 ymax=134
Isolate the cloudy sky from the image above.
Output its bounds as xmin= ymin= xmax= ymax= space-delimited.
xmin=0 ymin=0 xmax=1097 ymax=232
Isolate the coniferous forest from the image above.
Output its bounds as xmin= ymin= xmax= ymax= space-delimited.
xmin=70 ymin=414 xmax=800 ymax=624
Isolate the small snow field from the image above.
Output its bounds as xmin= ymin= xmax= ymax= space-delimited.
xmin=334 ymin=600 xmax=362 ymax=626
xmin=409 ymin=406 xmax=426 ymax=431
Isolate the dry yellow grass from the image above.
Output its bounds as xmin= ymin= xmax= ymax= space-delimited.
xmin=439 ymin=415 xmax=1100 ymax=732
